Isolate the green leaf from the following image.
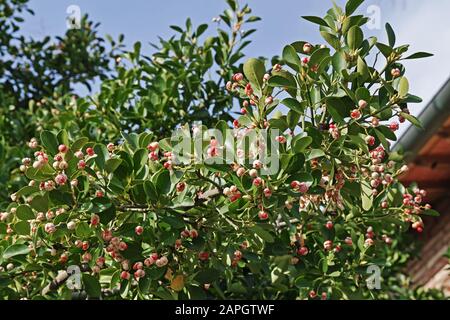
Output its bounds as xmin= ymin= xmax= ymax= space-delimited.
xmin=14 ymin=186 xmax=39 ymax=198
xmin=271 ymin=70 xmax=297 ymax=96
xmin=195 ymin=269 xmax=220 ymax=284
xmin=355 ymin=89 xmax=370 ymax=104
xmin=376 ymin=43 xmax=393 ymax=58
xmin=76 ymin=221 xmax=91 ymax=238
xmin=71 ymin=137 xmax=89 ymax=152
xmin=94 ymin=144 xmax=109 ymax=171
xmin=16 ymin=205 xmax=35 ymax=220
xmin=57 ymin=129 xmax=69 ymax=147
xmin=251 ymin=225 xmax=274 ymax=243
xmin=105 ymin=158 xmax=122 ymax=174
xmin=286 ymin=154 xmax=305 ymax=174
xmin=302 ymin=16 xmax=329 ymax=27
xmin=267 ymin=76 xmax=297 ymax=89
xmin=400 ymin=112 xmax=422 ymax=129
xmin=404 ymin=94 xmax=423 ymax=103
xmin=309 ymin=48 xmax=331 ymax=67
xmin=326 ymin=97 xmax=347 ymax=124
xmin=155 ymin=169 xmax=171 ymax=195
xmin=376 ymin=125 xmax=397 ymax=141
xmin=49 ymin=190 xmax=73 ymax=207
xmin=345 ymin=0 xmax=365 ymax=16
xmin=292 ymin=136 xmax=313 ymax=153
xmin=320 ymin=32 xmax=341 ymax=51
xmin=40 ymin=131 xmax=59 ymax=155
xmin=398 ymin=77 xmax=409 ymax=97
xmin=282 ymin=45 xmax=301 ymax=70
xmin=348 ymin=135 xmax=368 ymax=153
xmin=281 ymin=98 xmax=305 ymax=114
xmin=402 ymin=52 xmax=433 ymax=60
xmin=347 ymin=26 xmax=363 ymax=50
xmin=14 ymin=221 xmax=30 ymax=236
xmin=361 ymin=180 xmax=373 ymax=211
xmin=144 ymin=180 xmax=158 ymax=202
xmin=3 ymin=244 xmax=30 ymax=259
xmin=357 ymin=56 xmax=370 ymax=82
xmin=306 ymin=149 xmax=325 ymax=161
xmin=422 ymin=209 xmax=440 ymax=217
xmin=332 ymin=51 xmax=347 ymax=73
xmin=385 ymin=23 xmax=396 ymax=47
xmin=243 ymin=58 xmax=266 ymax=91
xmin=287 ymin=110 xmax=301 ymax=129
xmin=30 ymin=194 xmax=49 ymax=212
xmin=83 ymin=274 xmax=101 ymax=298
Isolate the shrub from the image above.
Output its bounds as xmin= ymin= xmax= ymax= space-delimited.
xmin=0 ymin=0 xmax=442 ymax=300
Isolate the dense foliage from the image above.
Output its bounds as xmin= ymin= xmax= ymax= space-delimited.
xmin=0 ymin=0 xmax=446 ymax=300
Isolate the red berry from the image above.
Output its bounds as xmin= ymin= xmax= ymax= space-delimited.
xmin=90 ymin=214 xmax=100 ymax=226
xmin=303 ymin=43 xmax=312 ymax=54
xmin=190 ymin=229 xmax=199 ymax=238
xmin=133 ymin=262 xmax=143 ymax=270
xmin=389 ymin=121 xmax=399 ymax=132
xmin=298 ymin=246 xmax=309 ymax=256
xmin=325 ymin=221 xmax=333 ymax=230
xmin=86 ymin=147 xmax=95 ymax=156
xmin=324 ymin=240 xmax=333 ymax=250
xmin=199 ymin=251 xmax=209 ymax=261
xmin=263 ymin=188 xmax=272 ymax=198
xmin=58 ymin=144 xmax=68 ymax=153
xmin=147 ymin=142 xmax=159 ymax=152
xmin=135 ymin=226 xmax=144 ymax=236
xmin=176 ymin=182 xmax=186 ymax=193
xmin=120 ymin=271 xmax=130 ymax=280
xmin=233 ymin=73 xmax=244 ymax=82
xmin=358 ymin=100 xmax=368 ymax=109
xmin=258 ymin=210 xmax=269 ymax=220
xmin=164 ymin=161 xmax=172 ymax=170
xmin=350 ymin=109 xmax=361 ymax=120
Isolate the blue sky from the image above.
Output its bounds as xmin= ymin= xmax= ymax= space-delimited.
xmin=21 ymin=0 xmax=450 ymax=135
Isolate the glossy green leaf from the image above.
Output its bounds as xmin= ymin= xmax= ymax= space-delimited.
xmin=94 ymin=144 xmax=109 ymax=171
xmin=40 ymin=131 xmax=59 ymax=155
xmin=301 ymin=16 xmax=329 ymax=27
xmin=403 ymin=52 xmax=433 ymax=60
xmin=83 ymin=274 xmax=101 ymax=298
xmin=345 ymin=0 xmax=365 ymax=16
xmin=400 ymin=112 xmax=422 ymax=129
xmin=281 ymin=98 xmax=304 ymax=114
xmin=347 ymin=26 xmax=363 ymax=50
xmin=3 ymin=244 xmax=30 ymax=259
xmin=361 ymin=180 xmax=373 ymax=211
xmin=105 ymin=158 xmax=122 ymax=174
xmin=14 ymin=221 xmax=30 ymax=236
xmin=398 ymin=77 xmax=409 ymax=97
xmin=243 ymin=58 xmax=265 ymax=91
xmin=385 ymin=23 xmax=396 ymax=47
xmin=282 ymin=44 xmax=301 ymax=70
xmin=16 ymin=205 xmax=35 ymax=220
xmin=292 ymin=136 xmax=313 ymax=153
xmin=320 ymin=31 xmax=340 ymax=51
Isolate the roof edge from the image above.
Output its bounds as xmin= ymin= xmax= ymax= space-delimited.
xmin=394 ymin=77 xmax=450 ymax=160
